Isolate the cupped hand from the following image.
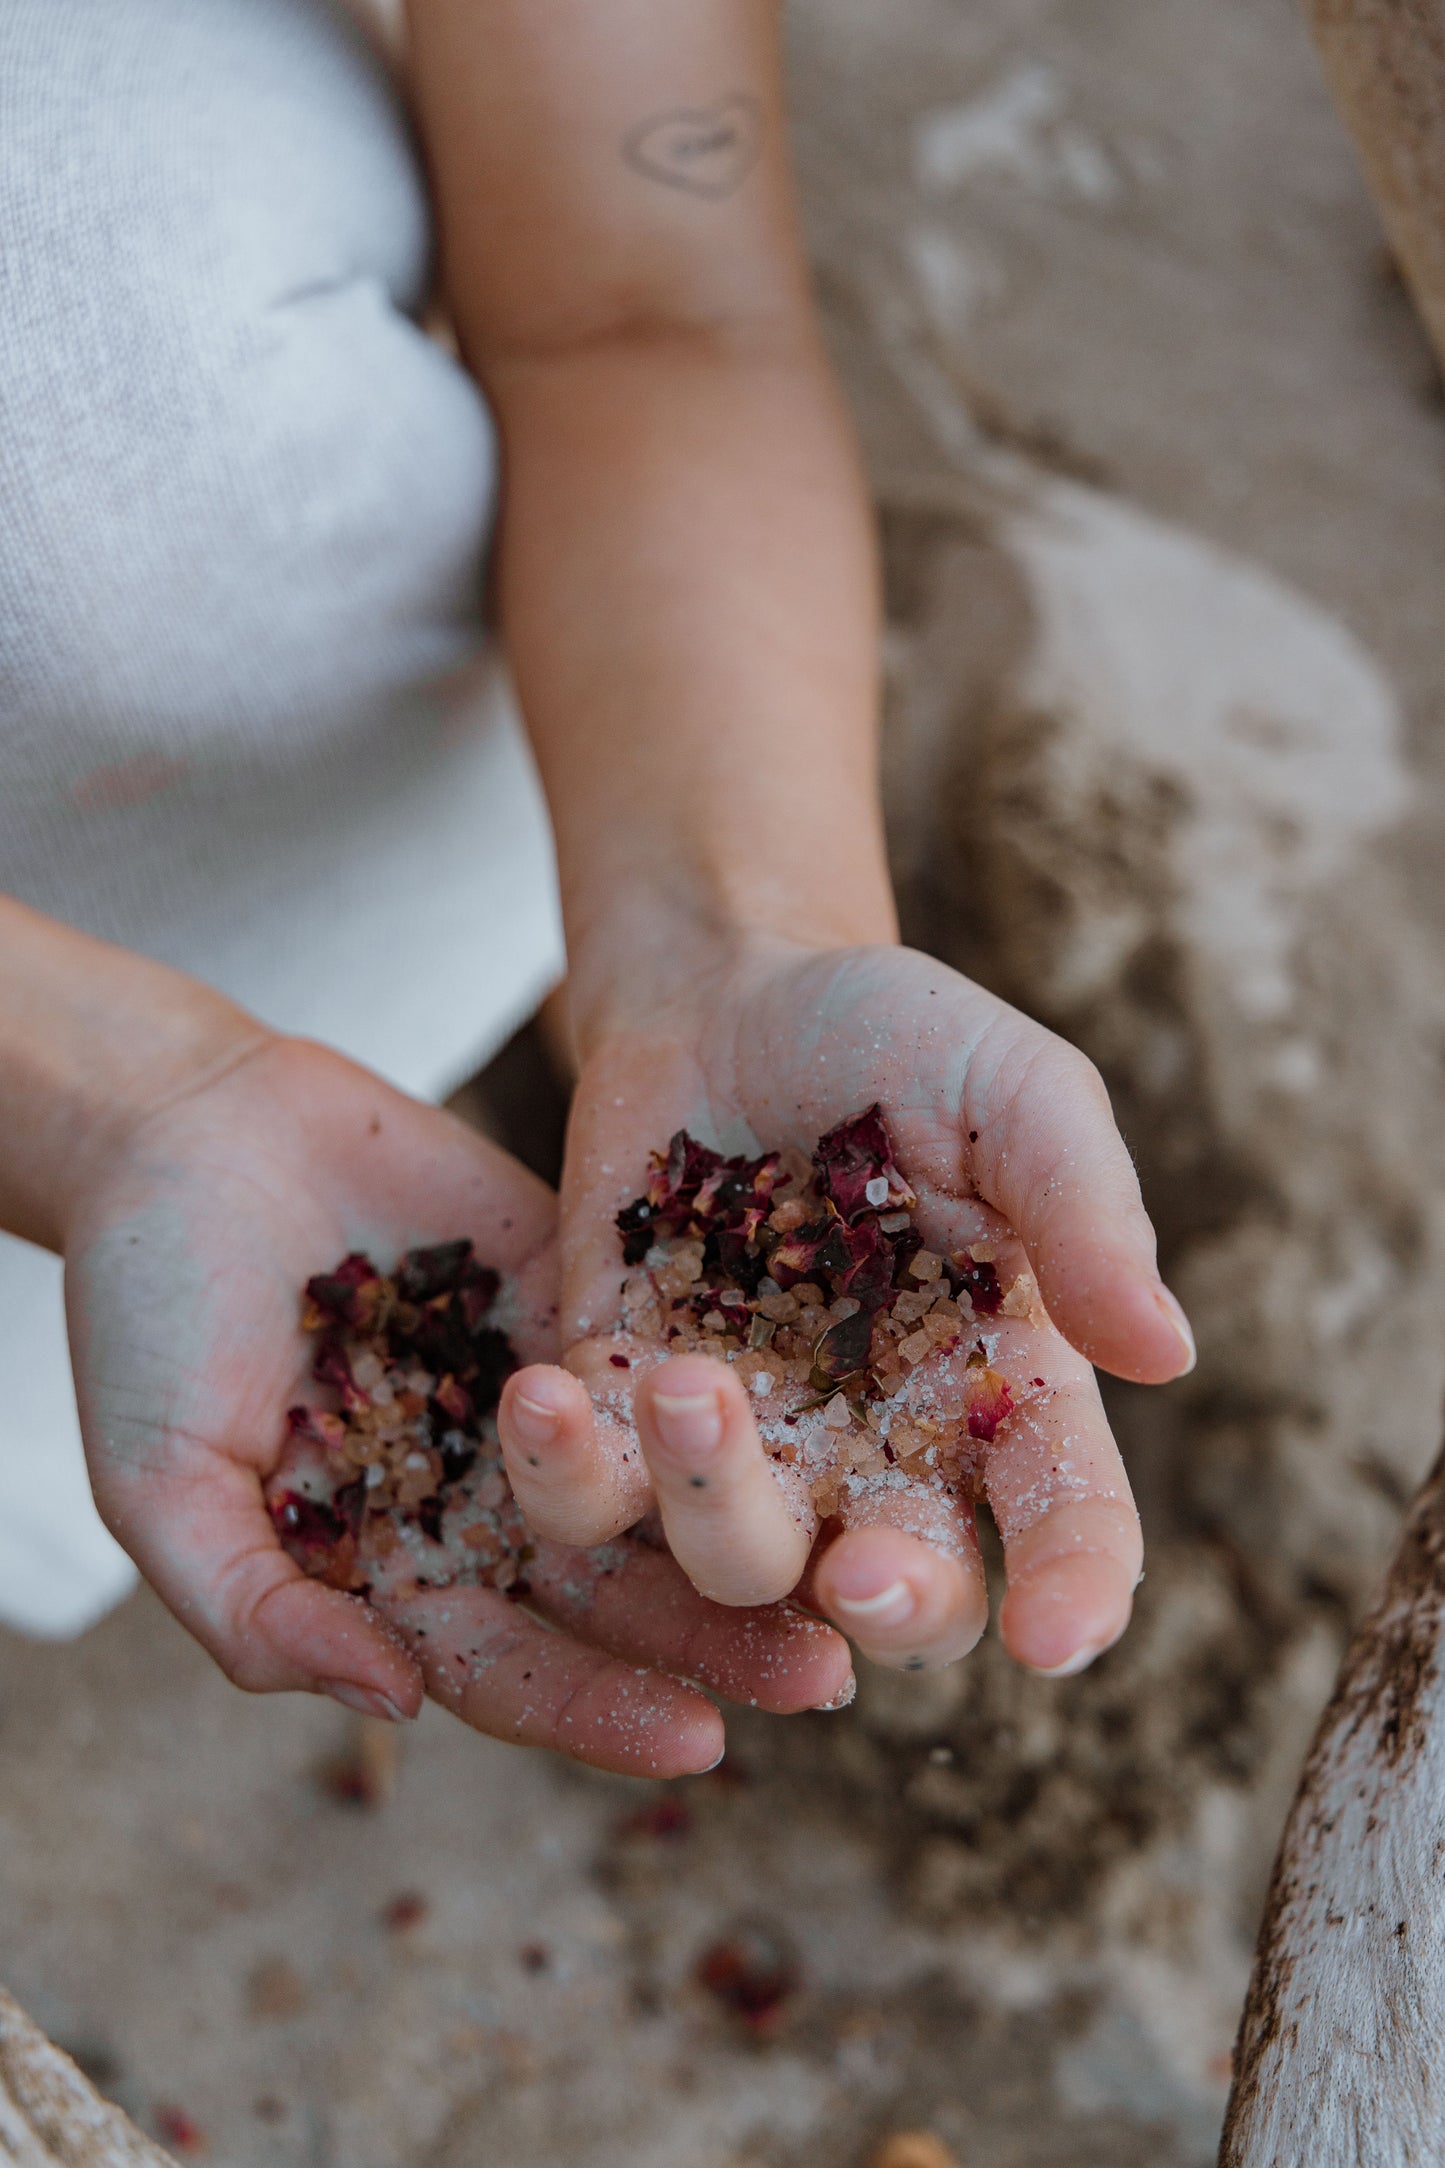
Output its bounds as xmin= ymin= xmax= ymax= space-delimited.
xmin=499 ymin=941 xmax=1193 ymax=1677
xmin=62 ymin=1035 xmax=850 ymax=1773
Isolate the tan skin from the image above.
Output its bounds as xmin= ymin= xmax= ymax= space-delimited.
xmin=0 ymin=2 xmax=1192 ymax=1771
xmin=411 ymin=0 xmax=1190 ymax=1665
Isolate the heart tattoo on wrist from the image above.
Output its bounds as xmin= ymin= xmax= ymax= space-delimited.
xmin=622 ymin=93 xmax=765 ymax=201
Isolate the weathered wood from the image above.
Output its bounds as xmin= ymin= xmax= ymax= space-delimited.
xmin=1221 ymin=1444 xmax=1445 ymax=2165
xmin=1302 ymin=0 xmax=1445 ymax=367
xmin=0 ymin=1991 xmax=173 ymax=2168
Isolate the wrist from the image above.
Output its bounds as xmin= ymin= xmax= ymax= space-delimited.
xmin=564 ymin=853 xmax=898 ymax=1059
xmin=0 ymin=901 xmax=273 ymax=1252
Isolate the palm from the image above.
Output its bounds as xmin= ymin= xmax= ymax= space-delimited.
xmin=527 ymin=940 xmax=1191 ymax=1675
xmin=63 ymin=1038 xmax=847 ymax=1770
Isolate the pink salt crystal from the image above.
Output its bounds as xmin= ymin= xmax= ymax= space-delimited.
xmin=899 ymin=1330 xmax=931 ymax=1366
xmin=893 ymin=1291 xmax=934 ymax=1325
xmin=822 ymin=1394 xmax=853 ymax=1431
xmin=911 ymin=1250 xmax=943 ymax=1282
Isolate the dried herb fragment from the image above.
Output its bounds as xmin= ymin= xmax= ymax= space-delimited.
xmin=620 ymin=1794 xmax=695 ymax=1841
xmin=154 ymin=2105 xmax=207 ymax=2155
xmin=812 ymin=1103 xmax=916 ymax=1221
xmin=696 ymin=1924 xmax=800 ymax=2031
xmin=267 ymin=1239 xmax=531 ymax=1606
xmin=614 ymin=1104 xmax=1031 ymax=1514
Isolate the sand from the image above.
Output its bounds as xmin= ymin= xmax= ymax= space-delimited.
xmin=4 ymin=0 xmax=1445 ymax=2160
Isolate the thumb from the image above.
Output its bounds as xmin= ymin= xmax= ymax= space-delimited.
xmin=961 ymin=1014 xmax=1194 ymax=1384
xmin=89 ymin=1441 xmax=423 ymax=1718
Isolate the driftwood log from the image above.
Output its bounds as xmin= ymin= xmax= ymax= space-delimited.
xmin=0 ymin=1990 xmax=172 ymax=2168
xmin=1303 ymin=0 xmax=1445 ymax=361
xmin=1220 ymin=1446 xmax=1445 ymax=2162
xmin=1219 ymin=8 xmax=1445 ymax=2163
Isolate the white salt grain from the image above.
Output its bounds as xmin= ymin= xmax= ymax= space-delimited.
xmin=865 ymin=1175 xmax=891 ymax=1207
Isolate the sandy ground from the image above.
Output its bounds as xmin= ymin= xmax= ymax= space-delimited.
xmin=5 ymin=0 xmax=1445 ymax=2161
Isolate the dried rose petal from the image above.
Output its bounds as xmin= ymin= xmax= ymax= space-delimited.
xmin=304 ymin=1252 xmax=385 ymax=1333
xmin=964 ymin=1366 xmax=1015 ymax=1442
xmin=397 ymin=1239 xmax=496 ymax=1307
xmin=432 ymin=1374 xmax=473 ymax=1428
xmin=836 ymin=1215 xmax=895 ymax=1315
xmin=768 ymin=1218 xmax=855 ymax=1289
xmin=952 ymin=1254 xmax=1003 ymax=1316
xmin=285 ymin=1405 xmax=348 ymax=1454
xmin=154 ymin=2105 xmax=207 ymax=2154
xmin=812 ymin=1105 xmax=916 ymax=1222
xmin=382 ymin=1891 xmax=429 ymax=1932
xmin=696 ymin=1925 xmax=800 ymax=2030
xmin=621 ymin=1794 xmax=695 ymax=1841
xmin=812 ymin=1306 xmax=873 ymax=1384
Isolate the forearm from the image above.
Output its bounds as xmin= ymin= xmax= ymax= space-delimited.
xmin=490 ymin=332 xmax=896 ymax=1045
xmin=0 ymin=899 xmax=267 ymax=1250
xmin=405 ymin=0 xmax=895 ymax=1050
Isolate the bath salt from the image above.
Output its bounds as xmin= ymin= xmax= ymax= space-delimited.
xmin=264 ymin=1241 xmax=536 ymax=1605
xmin=613 ymin=1104 xmax=1022 ymax=1510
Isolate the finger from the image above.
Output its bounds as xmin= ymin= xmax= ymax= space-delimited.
xmin=633 ymin=1353 xmax=815 ymax=1607
xmin=497 ymin=1360 xmax=652 ymax=1545
xmin=983 ymin=1372 xmax=1142 ymax=1676
xmin=528 ymin=1531 xmax=855 ymax=1712
xmin=960 ymin=1022 xmax=1193 ymax=1385
xmin=389 ymin=1581 xmax=725 ymax=1777
xmin=92 ymin=1445 xmax=424 ymax=1717
xmin=810 ymin=1493 xmax=988 ymax=1671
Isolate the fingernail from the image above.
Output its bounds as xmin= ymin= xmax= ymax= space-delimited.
xmin=1157 ymin=1287 xmax=1197 ymax=1375
xmin=831 ymin=1579 xmax=916 ymax=1631
xmin=323 ymin=1680 xmax=413 ymax=1722
xmin=1034 ymin=1642 xmax=1105 ymax=1680
xmin=510 ymin=1387 xmax=562 ymax=1445
xmin=815 ymin=1671 xmax=858 ymax=1711
xmin=651 ymin=1389 xmax=723 ymax=1461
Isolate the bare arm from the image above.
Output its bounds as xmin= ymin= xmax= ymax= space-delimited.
xmin=406 ymin=0 xmax=895 ymax=1040
xmin=406 ymin=0 xmax=1188 ymax=1677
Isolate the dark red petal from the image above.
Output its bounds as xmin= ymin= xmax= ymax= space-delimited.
xmin=965 ymin=1367 xmax=1015 ymax=1442
xmin=397 ymin=1239 xmax=482 ymax=1304
xmin=812 ymin=1307 xmax=874 ymax=1382
xmin=812 ymin=1105 xmax=917 ymax=1222
xmin=955 ymin=1256 xmax=1003 ymax=1316
xmin=769 ymin=1218 xmax=855 ymax=1289
xmin=284 ymin=1404 xmax=349 ymax=1453
xmin=836 ymin=1217 xmax=895 ymax=1314
xmin=621 ymin=1795 xmax=694 ymax=1841
xmin=696 ymin=1926 xmax=799 ymax=2028
xmin=432 ymin=1373 xmax=473 ymax=1427
xmin=304 ymin=1252 xmax=385 ymax=1330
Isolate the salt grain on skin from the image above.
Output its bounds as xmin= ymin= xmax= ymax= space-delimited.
xmin=610 ymin=1107 xmax=1027 ymax=1513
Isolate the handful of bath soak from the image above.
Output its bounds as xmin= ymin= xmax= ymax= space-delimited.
xmin=613 ymin=1105 xmax=1037 ymax=1517
xmin=265 ymin=1240 xmax=537 ymax=1604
